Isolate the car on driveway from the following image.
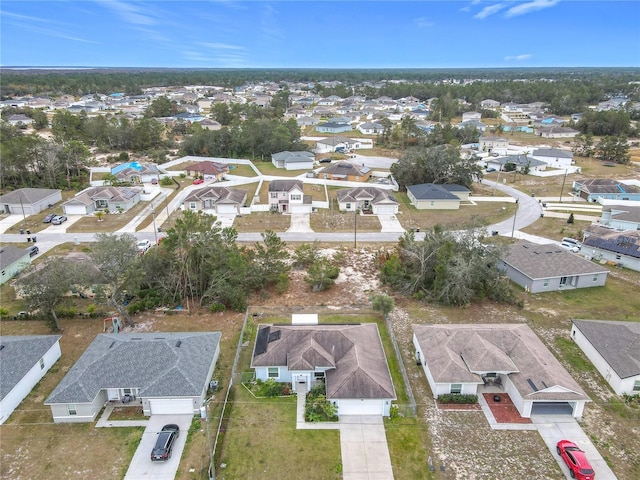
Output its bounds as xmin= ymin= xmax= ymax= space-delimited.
xmin=151 ymin=424 xmax=180 ymax=462
xmin=319 ymin=158 xmax=332 ymax=163
xmin=560 ymin=241 xmax=580 ymax=253
xmin=557 ymin=440 xmax=595 ymax=480
xmin=43 ymin=213 xmax=55 ymax=223
xmin=51 ymin=215 xmax=67 ymax=225
xmin=486 ymin=167 xmax=496 ymax=173
xmin=26 ymin=245 xmax=39 ymax=257
xmin=193 ymin=178 xmax=204 ymax=185
xmin=137 ymin=239 xmax=152 ymax=254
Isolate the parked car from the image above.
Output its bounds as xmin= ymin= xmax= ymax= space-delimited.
xmin=43 ymin=213 xmax=55 ymax=223
xmin=51 ymin=215 xmax=67 ymax=225
xmin=486 ymin=167 xmax=496 ymax=173
xmin=137 ymin=239 xmax=152 ymax=254
xmin=319 ymin=158 xmax=332 ymax=164
xmin=193 ymin=178 xmax=204 ymax=185
xmin=151 ymin=178 xmax=158 ymax=185
xmin=562 ymin=237 xmax=582 ymax=248
xmin=151 ymin=424 xmax=180 ymax=461
xmin=556 ymin=440 xmax=595 ymax=480
xmin=560 ymin=241 xmax=580 ymax=253
xmin=26 ymin=245 xmax=39 ymax=257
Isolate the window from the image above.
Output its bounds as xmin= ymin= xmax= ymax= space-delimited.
xmin=430 ymin=201 xmax=435 ymax=207
xmin=95 ymin=199 xmax=108 ymax=208
xmin=39 ymin=358 xmax=45 ymax=370
xmin=314 ymin=372 xmax=324 ymax=380
xmin=593 ymin=274 xmax=598 ymax=282
xmin=68 ymin=404 xmax=77 ymax=416
xmin=189 ymin=202 xmax=196 ymax=210
xmin=291 ymin=194 xmax=301 ymax=201
xmin=271 ymin=193 xmax=278 ymax=199
xmin=633 ymin=381 xmax=640 ymax=392
xmin=543 ymin=279 xmax=549 ymax=287
xmin=267 ymin=367 xmax=279 ymax=379
xmin=346 ymin=203 xmax=351 ymax=210
xmin=450 ymin=384 xmax=462 ymax=394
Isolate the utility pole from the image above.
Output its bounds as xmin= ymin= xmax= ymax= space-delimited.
xmin=511 ymin=199 xmax=519 ymax=239
xmin=354 ymin=207 xmax=358 ymax=248
xmin=559 ymin=169 xmax=568 ymax=203
xmin=151 ymin=204 xmax=158 ymax=245
xmin=202 ymin=397 xmax=216 ymax=480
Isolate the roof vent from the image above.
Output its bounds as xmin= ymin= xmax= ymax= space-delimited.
xmin=0 ymin=345 xmax=4 ymax=351
xmin=526 ymin=378 xmax=539 ymax=391
xmin=176 ymin=340 xmax=182 ymax=348
xmin=109 ymin=341 xmax=116 ymax=349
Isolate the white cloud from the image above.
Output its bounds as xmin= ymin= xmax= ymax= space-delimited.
xmin=474 ymin=3 xmax=507 ymax=20
xmin=260 ymin=4 xmax=284 ymax=40
xmin=200 ymin=42 xmax=245 ymax=51
xmin=505 ymin=0 xmax=561 ymax=18
xmin=415 ymin=17 xmax=434 ymax=28
xmin=504 ymin=54 xmax=532 ymax=61
xmin=98 ymin=0 xmax=156 ymax=26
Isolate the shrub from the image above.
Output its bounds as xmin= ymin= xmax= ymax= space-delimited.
xmin=437 ymin=393 xmax=478 ymax=404
xmin=160 ymin=176 xmax=174 ymax=186
xmin=305 ymin=383 xmax=338 ymax=422
xmin=0 ymin=307 xmax=9 ymax=319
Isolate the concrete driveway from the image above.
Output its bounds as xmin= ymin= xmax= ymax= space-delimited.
xmin=214 ymin=213 xmax=237 ymax=229
xmin=287 ymin=213 xmax=313 ymax=233
xmin=0 ymin=214 xmax=27 ymax=234
xmin=533 ymin=415 xmax=618 ymax=480
xmin=124 ymin=414 xmax=193 ymax=480
xmin=340 ymin=415 xmax=394 ymax=480
xmin=378 ymin=214 xmax=405 ymax=233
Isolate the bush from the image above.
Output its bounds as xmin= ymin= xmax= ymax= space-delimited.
xmin=0 ymin=307 xmax=9 ymax=319
xmin=160 ymin=176 xmax=174 ymax=186
xmin=437 ymin=393 xmax=478 ymax=404
xmin=305 ymin=384 xmax=338 ymax=422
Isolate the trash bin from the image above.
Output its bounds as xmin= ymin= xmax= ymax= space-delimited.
xmin=27 ymin=237 xmax=31 ymax=242
xmin=157 ymin=227 xmax=162 ymax=232
xmin=26 ymin=229 xmax=31 ymax=234
xmin=32 ymin=236 xmax=37 ymax=243
xmin=19 ymin=229 xmax=24 ymax=234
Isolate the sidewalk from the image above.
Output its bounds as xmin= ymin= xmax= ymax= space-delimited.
xmin=95 ymin=404 xmax=149 ymax=428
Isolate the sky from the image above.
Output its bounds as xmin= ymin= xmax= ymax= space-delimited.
xmin=1 ymin=1 xmax=639 ymax=69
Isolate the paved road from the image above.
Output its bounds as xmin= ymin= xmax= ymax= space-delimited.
xmin=481 ymin=179 xmax=544 ymax=236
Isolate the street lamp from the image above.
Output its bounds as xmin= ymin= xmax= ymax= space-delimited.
xmin=511 ymin=199 xmax=519 ymax=239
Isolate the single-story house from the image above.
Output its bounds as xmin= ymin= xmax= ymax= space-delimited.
xmin=406 ymin=183 xmax=470 ymax=210
xmin=413 ymin=324 xmax=590 ymax=418
xmin=183 ymin=186 xmax=247 ymax=214
xmin=296 ymin=116 xmax=320 ymax=127
xmin=184 ymin=160 xmax=229 ymax=181
xmin=0 ymin=335 xmax=62 ymax=424
xmin=480 ymin=99 xmax=500 ymax=109
xmin=62 ymin=186 xmax=143 ymax=215
xmin=251 ymin=323 xmax=396 ymax=416
xmin=316 ymin=122 xmax=352 ymax=134
xmin=599 ymin=204 xmax=640 ymax=231
xmin=199 ymin=118 xmax=222 ymax=131
xmin=6 ymin=114 xmax=34 ymax=126
xmin=461 ymin=111 xmax=482 ymax=122
xmin=530 ymin=148 xmax=574 ymax=168
xmin=499 ymin=241 xmax=609 ymax=293
xmin=319 ymin=162 xmax=371 ymax=182
xmin=0 ymin=188 xmax=62 ymax=215
xmin=357 ymin=122 xmax=385 ymax=135
xmin=314 ymin=136 xmax=362 ymax=154
xmin=268 ymin=179 xmax=312 ymax=213
xmin=479 ymin=136 xmax=508 ymax=155
xmin=458 ymin=119 xmax=487 ymax=132
xmin=0 ymin=245 xmax=32 ymax=285
xmin=336 ymin=187 xmax=399 ymax=214
xmin=486 ymin=155 xmax=547 ymax=173
xmin=271 ymin=151 xmax=315 ymax=171
xmin=111 ymin=162 xmax=160 ymax=184
xmin=45 ymin=332 xmax=221 ymax=423
xmin=536 ymin=126 xmax=579 ymax=138
xmin=572 ymin=179 xmax=640 ymax=202
xmin=581 ymin=231 xmax=640 ymax=272
xmin=570 ymin=319 xmax=640 ymax=395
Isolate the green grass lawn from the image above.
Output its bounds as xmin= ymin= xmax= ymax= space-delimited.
xmin=254 ymin=162 xmax=307 ymax=177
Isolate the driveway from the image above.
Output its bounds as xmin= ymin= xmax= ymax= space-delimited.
xmin=0 ymin=214 xmax=27 ymax=234
xmin=214 ymin=213 xmax=237 ymax=229
xmin=378 ymin=214 xmax=405 ymax=233
xmin=124 ymin=414 xmax=193 ymax=480
xmin=287 ymin=213 xmax=313 ymax=233
xmin=533 ymin=415 xmax=618 ymax=480
xmin=340 ymin=415 xmax=394 ymax=480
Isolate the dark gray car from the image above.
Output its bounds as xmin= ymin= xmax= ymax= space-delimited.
xmin=150 ymin=424 xmax=180 ymax=461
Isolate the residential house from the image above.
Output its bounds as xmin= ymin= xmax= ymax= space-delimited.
xmin=480 ymin=99 xmax=500 ymax=110
xmin=536 ymin=126 xmax=579 ymax=138
xmin=319 ymin=162 xmax=371 ymax=182
xmin=486 ymin=155 xmax=547 ymax=173
xmin=570 ymin=319 xmax=640 ymax=395
xmin=0 ymin=335 xmax=62 ymax=424
xmin=530 ymin=148 xmax=574 ymax=169
xmin=271 ymin=151 xmax=315 ymax=171
xmin=316 ymin=122 xmax=353 ymax=134
xmin=357 ymin=122 xmax=385 ymax=135
xmin=406 ymin=183 xmax=470 ymax=210
xmin=268 ymin=179 xmax=312 ymax=213
xmin=479 ymin=136 xmax=508 ymax=155
xmin=0 ymin=188 xmax=62 ymax=215
xmin=413 ymin=324 xmax=590 ymax=418
xmin=112 ymin=162 xmax=160 ymax=184
xmin=296 ymin=116 xmax=320 ymax=127
xmin=572 ymin=179 xmax=640 ymax=202
xmin=336 ymin=187 xmax=399 ymax=214
xmin=62 ymin=186 xmax=143 ymax=215
xmin=599 ymin=204 xmax=640 ymax=230
xmin=314 ymin=136 xmax=362 ymax=154
xmin=199 ymin=118 xmax=222 ymax=131
xmin=45 ymin=332 xmax=221 ymax=423
xmin=183 ymin=186 xmax=247 ymax=214
xmin=0 ymin=246 xmax=32 ymax=285
xmin=251 ymin=323 xmax=396 ymax=416
xmin=6 ymin=114 xmax=34 ymax=126
xmin=184 ymin=160 xmax=229 ymax=181
xmin=458 ymin=119 xmax=487 ymax=133
xmin=461 ymin=111 xmax=482 ymax=122
xmin=581 ymin=230 xmax=640 ymax=272
xmin=499 ymin=241 xmax=609 ymax=293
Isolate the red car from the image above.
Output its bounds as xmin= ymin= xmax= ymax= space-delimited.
xmin=557 ymin=440 xmax=595 ymax=480
xmin=193 ymin=178 xmax=204 ymax=185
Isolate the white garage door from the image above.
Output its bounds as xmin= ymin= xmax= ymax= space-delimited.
xmin=337 ymin=399 xmax=382 ymax=416
xmin=149 ymin=398 xmax=194 ymax=415
xmin=64 ymin=205 xmax=88 ymax=215
xmin=375 ymin=205 xmax=397 ymax=215
xmin=217 ymin=204 xmax=238 ymax=214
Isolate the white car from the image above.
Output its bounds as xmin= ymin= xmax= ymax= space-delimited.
xmin=560 ymin=242 xmax=580 ymax=253
xmin=137 ymin=239 xmax=152 ymax=254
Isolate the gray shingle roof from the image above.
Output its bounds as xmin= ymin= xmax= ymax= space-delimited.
xmin=406 ymin=183 xmax=465 ymax=200
xmin=0 ymin=245 xmax=31 ymax=270
xmin=268 ymin=179 xmax=303 ymax=192
xmin=336 ymin=187 xmax=398 ymax=206
xmin=183 ymin=186 xmax=247 ymax=205
xmin=321 ymin=161 xmax=370 ymax=176
xmin=45 ymin=332 xmax=220 ymax=404
xmin=572 ymin=320 xmax=640 ymax=379
xmin=603 ymin=204 xmax=640 ymax=223
xmin=0 ymin=335 xmax=61 ymax=401
xmin=532 ymin=148 xmax=573 ymax=159
xmin=501 ymin=241 xmax=609 ymax=279
xmin=0 ymin=188 xmax=60 ymax=205
xmin=251 ymin=324 xmax=395 ymax=400
xmin=271 ymin=151 xmax=315 ymax=164
xmin=413 ymin=324 xmax=589 ymax=402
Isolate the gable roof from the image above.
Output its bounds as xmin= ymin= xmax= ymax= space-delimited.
xmin=320 ymin=161 xmax=370 ymax=177
xmin=490 ymin=155 xmax=546 ymax=168
xmin=0 ymin=245 xmax=30 ymax=270
xmin=185 ymin=160 xmax=229 ymax=175
xmin=603 ymin=204 xmax=640 ymax=224
xmin=532 ymin=148 xmax=573 ymax=159
xmin=271 ymin=151 xmax=315 ymax=164
xmin=575 ymin=179 xmax=640 ymax=195
xmin=572 ymin=320 xmax=640 ymax=379
xmin=0 ymin=335 xmax=61 ymax=401
xmin=45 ymin=332 xmax=221 ymax=404
xmin=500 ymin=241 xmax=609 ymax=279
xmin=337 ymin=187 xmax=398 ymax=205
xmin=317 ymin=136 xmax=353 ymax=147
xmin=183 ymin=186 xmax=247 ymax=205
xmin=406 ymin=183 xmax=466 ymax=200
xmin=268 ymin=179 xmax=303 ymax=193
xmin=251 ymin=324 xmax=395 ymax=400
xmin=63 ymin=187 xmax=142 ymax=207
xmin=0 ymin=188 xmax=60 ymax=205
xmin=413 ymin=324 xmax=589 ymax=402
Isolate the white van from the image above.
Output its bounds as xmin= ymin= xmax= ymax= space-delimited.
xmin=562 ymin=237 xmax=581 ymax=248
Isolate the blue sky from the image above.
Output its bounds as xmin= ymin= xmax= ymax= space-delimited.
xmin=1 ymin=1 xmax=639 ymax=68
